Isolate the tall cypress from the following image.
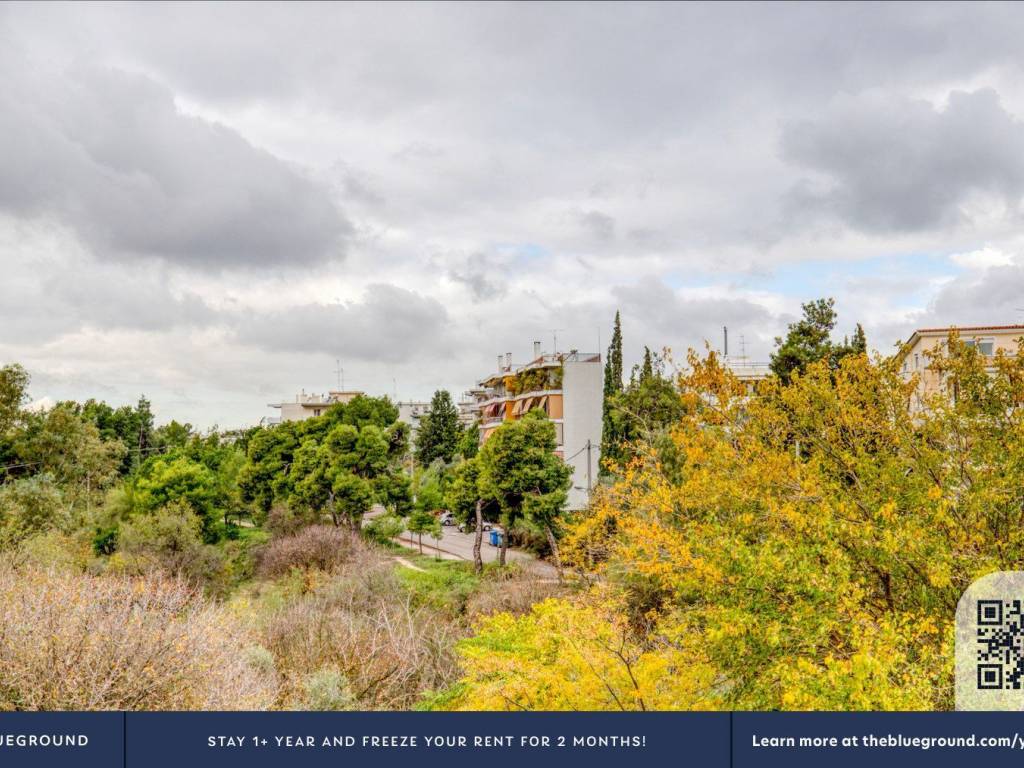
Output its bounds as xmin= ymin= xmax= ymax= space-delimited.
xmin=600 ymin=311 xmax=625 ymax=472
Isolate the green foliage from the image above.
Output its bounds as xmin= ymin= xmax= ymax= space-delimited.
xmin=602 ymin=348 xmax=683 ymax=471
xmin=0 ymin=363 xmax=29 ymax=435
xmin=415 ymin=390 xmax=461 ymax=466
xmin=0 ymin=474 xmax=67 ymax=545
xmin=304 ymin=667 xmax=355 ymax=711
xmin=115 ymin=500 xmax=229 ymax=592
xmin=131 ymin=453 xmax=223 ymax=542
xmin=397 ymin=559 xmax=480 ymax=615
xmin=256 ymin=399 xmax=409 ymax=528
xmin=770 ymin=297 xmax=867 ymax=384
xmin=476 ymin=411 xmax=571 ymax=545
xmin=505 ymin=367 xmax=563 ymax=397
xmin=456 ymin=420 xmax=480 ymax=459
xmin=15 ymin=404 xmax=125 ymax=496
xmin=78 ymin=396 xmax=156 ymax=474
xmin=239 ymin=422 xmax=301 ymax=516
xmin=601 ymin=311 xmax=625 ymax=469
xmin=363 ymin=513 xmax=406 ymax=544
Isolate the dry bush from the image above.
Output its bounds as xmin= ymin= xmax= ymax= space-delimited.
xmin=0 ymin=566 xmax=277 ymax=710
xmin=465 ymin=565 xmax=568 ymax=622
xmin=259 ymin=545 xmax=461 ymax=710
xmin=256 ymin=525 xmax=358 ymax=578
xmin=264 ymin=504 xmax=322 ymax=538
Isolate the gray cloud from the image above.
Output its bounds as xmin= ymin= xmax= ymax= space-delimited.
xmin=920 ymin=257 xmax=1024 ymax=326
xmin=576 ymin=210 xmax=616 ymax=243
xmin=782 ymin=89 xmax=1024 ymax=233
xmin=447 ymin=253 xmax=507 ymax=302
xmin=0 ymin=63 xmax=349 ymax=269
xmin=612 ymin=277 xmax=778 ymax=361
xmin=234 ymin=284 xmax=451 ymax=363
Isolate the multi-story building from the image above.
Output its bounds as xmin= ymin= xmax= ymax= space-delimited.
xmin=267 ymin=390 xmax=364 ymax=423
xmin=898 ymin=324 xmax=1024 ymax=410
xmin=396 ymin=400 xmax=431 ymax=436
xmin=468 ymin=342 xmax=603 ymax=510
xmin=723 ymin=358 xmax=771 ymax=393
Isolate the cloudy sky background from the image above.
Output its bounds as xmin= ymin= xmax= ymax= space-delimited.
xmin=4 ymin=2 xmax=1024 ymax=428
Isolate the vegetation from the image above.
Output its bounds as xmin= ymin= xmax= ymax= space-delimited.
xmin=414 ymin=390 xmax=462 ymax=466
xmin=770 ymin=297 xmax=867 ymax=383
xmin=3 ymin=317 xmax=1019 ymax=712
xmin=446 ymin=337 xmax=1024 ymax=710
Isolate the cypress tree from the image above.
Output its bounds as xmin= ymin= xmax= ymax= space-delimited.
xmin=600 ymin=311 xmax=625 ymax=471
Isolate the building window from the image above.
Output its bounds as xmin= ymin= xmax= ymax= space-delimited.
xmin=964 ymin=338 xmax=995 ymax=356
xmin=914 ymin=354 xmax=919 ymax=370
xmin=314 ymin=409 xmax=322 ymax=417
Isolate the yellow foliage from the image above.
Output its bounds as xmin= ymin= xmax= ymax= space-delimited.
xmin=451 ymin=341 xmax=1024 ymax=710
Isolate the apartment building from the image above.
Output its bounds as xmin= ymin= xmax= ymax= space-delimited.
xmin=898 ymin=324 xmax=1024 ymax=409
xmin=468 ymin=342 xmax=603 ymax=510
xmin=268 ymin=390 xmax=364 ymax=422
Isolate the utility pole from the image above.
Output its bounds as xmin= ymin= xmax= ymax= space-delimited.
xmin=586 ymin=439 xmax=592 ymax=492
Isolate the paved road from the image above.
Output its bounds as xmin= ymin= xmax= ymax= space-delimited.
xmin=364 ymin=509 xmax=556 ymax=577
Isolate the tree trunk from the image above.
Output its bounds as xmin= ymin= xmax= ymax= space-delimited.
xmin=418 ymin=532 xmax=423 ymax=554
xmin=472 ymin=500 xmax=484 ymax=574
xmin=544 ymin=524 xmax=564 ymax=581
xmin=499 ymin=532 xmax=507 ymax=566
xmin=328 ymin=491 xmax=339 ymax=527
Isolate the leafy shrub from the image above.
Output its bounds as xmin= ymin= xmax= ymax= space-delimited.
xmin=264 ymin=504 xmax=321 ymax=538
xmin=362 ymin=513 xmax=405 ymax=545
xmin=114 ymin=501 xmax=229 ymax=594
xmin=0 ymin=566 xmax=276 ymax=710
xmin=0 ymin=474 xmax=67 ymax=545
xmin=304 ymin=667 xmax=354 ymax=710
xmin=255 ymin=525 xmax=358 ymax=578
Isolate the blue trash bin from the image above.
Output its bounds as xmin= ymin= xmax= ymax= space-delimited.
xmin=489 ymin=529 xmax=500 ymax=547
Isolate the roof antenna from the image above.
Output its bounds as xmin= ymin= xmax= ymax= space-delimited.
xmin=335 ymin=359 xmax=344 ymax=390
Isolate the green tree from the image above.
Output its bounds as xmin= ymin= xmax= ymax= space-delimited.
xmin=456 ymin=420 xmax=480 ymax=460
xmin=600 ymin=311 xmax=625 ymax=471
xmin=770 ymin=298 xmax=866 ymax=384
xmin=15 ymin=404 xmax=125 ymax=501
xmin=415 ymin=390 xmax=461 ymax=467
xmin=0 ymin=363 xmax=29 ymax=436
xmin=639 ymin=346 xmax=654 ymax=384
xmin=477 ymin=410 xmax=571 ymax=575
xmin=238 ymin=422 xmax=300 ymax=516
xmin=446 ymin=457 xmax=496 ymax=573
xmin=0 ymin=474 xmax=66 ymax=545
xmin=131 ymin=453 xmax=222 ymax=542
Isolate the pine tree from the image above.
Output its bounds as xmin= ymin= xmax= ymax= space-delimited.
xmin=640 ymin=346 xmax=654 ymax=383
xmin=851 ymin=323 xmax=867 ymax=355
xmin=415 ymin=390 xmax=461 ymax=467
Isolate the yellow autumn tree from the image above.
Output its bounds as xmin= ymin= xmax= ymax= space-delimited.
xmin=447 ymin=335 xmax=1024 ymax=711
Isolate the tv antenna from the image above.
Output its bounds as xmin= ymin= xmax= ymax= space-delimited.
xmin=549 ymin=328 xmax=565 ymax=354
xmin=335 ymin=359 xmax=345 ymax=390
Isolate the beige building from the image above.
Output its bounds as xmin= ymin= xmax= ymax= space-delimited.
xmin=268 ymin=390 xmax=364 ymax=423
xmin=898 ymin=324 xmax=1024 ymax=409
xmin=467 ymin=342 xmax=603 ymax=510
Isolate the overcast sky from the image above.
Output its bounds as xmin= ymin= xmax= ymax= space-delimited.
xmin=4 ymin=2 xmax=1024 ymax=428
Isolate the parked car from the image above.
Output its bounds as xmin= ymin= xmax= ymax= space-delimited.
xmin=457 ymin=519 xmax=493 ymax=534
xmin=438 ymin=511 xmax=455 ymax=526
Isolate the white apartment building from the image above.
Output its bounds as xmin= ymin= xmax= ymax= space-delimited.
xmin=267 ymin=390 xmax=364 ymax=423
xmin=467 ymin=342 xmax=603 ymax=510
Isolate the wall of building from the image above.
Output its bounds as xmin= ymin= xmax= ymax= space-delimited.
xmin=901 ymin=328 xmax=1024 ymax=410
xmin=561 ymin=358 xmax=603 ymax=510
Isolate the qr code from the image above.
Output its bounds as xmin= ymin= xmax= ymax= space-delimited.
xmin=977 ymin=599 xmax=1024 ymax=690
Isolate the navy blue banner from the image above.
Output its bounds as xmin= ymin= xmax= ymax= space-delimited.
xmin=6 ymin=711 xmax=1024 ymax=767
xmin=0 ymin=712 xmax=122 ymax=768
